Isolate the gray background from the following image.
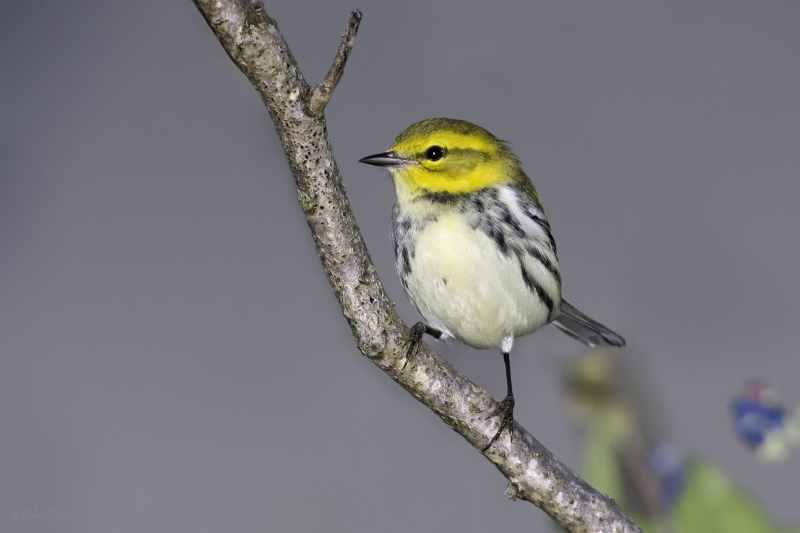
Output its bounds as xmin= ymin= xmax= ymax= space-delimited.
xmin=2 ymin=0 xmax=799 ymax=531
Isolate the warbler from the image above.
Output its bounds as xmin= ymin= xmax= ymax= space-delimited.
xmin=360 ymin=118 xmax=625 ymax=450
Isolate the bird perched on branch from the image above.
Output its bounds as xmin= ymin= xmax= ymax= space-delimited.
xmin=360 ymin=118 xmax=625 ymax=451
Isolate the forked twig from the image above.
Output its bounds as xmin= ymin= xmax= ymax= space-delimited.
xmin=308 ymin=10 xmax=361 ymax=116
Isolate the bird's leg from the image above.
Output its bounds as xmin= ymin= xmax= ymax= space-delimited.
xmin=483 ymin=351 xmax=515 ymax=451
xmin=403 ymin=322 xmax=442 ymax=369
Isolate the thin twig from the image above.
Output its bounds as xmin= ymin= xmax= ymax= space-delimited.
xmin=190 ymin=1 xmax=643 ymax=531
xmin=307 ymin=10 xmax=362 ymax=116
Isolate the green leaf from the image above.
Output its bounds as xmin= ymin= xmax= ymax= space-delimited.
xmin=673 ymin=460 xmax=775 ymax=533
xmin=581 ymin=408 xmax=631 ymax=507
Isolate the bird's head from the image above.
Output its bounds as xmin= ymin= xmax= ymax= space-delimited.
xmin=360 ymin=118 xmax=523 ymax=200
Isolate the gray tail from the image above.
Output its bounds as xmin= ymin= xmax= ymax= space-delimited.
xmin=550 ymin=299 xmax=626 ymax=347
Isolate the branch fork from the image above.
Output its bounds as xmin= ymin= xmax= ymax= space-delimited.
xmin=307 ymin=9 xmax=361 ymax=116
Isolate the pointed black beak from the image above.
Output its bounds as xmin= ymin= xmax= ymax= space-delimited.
xmin=358 ymin=151 xmax=414 ymax=167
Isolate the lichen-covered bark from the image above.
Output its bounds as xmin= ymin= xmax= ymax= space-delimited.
xmin=191 ymin=1 xmax=643 ymax=531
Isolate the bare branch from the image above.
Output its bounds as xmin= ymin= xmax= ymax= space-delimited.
xmin=190 ymin=1 xmax=643 ymax=531
xmin=307 ymin=10 xmax=362 ymax=116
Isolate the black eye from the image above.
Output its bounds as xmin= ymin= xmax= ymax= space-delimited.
xmin=424 ymin=146 xmax=445 ymax=161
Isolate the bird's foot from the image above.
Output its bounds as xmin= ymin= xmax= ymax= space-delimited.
xmin=482 ymin=395 xmax=515 ymax=451
xmin=403 ymin=322 xmax=441 ymax=370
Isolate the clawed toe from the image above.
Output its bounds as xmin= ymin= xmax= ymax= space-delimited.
xmin=482 ymin=395 xmax=515 ymax=451
xmin=402 ymin=323 xmax=442 ymax=370
xmin=402 ymin=323 xmax=426 ymax=369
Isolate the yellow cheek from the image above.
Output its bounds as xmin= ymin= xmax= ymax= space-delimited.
xmin=402 ymin=161 xmax=508 ymax=194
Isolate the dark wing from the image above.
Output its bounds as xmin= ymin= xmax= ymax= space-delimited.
xmin=550 ymin=299 xmax=626 ymax=347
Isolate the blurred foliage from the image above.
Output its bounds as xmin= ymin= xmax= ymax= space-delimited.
xmin=730 ymin=380 xmax=800 ymax=463
xmin=674 ymin=461 xmax=790 ymax=533
xmin=565 ymin=352 xmax=800 ymax=533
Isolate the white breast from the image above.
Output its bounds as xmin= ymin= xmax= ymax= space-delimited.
xmin=402 ymin=211 xmax=553 ymax=349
